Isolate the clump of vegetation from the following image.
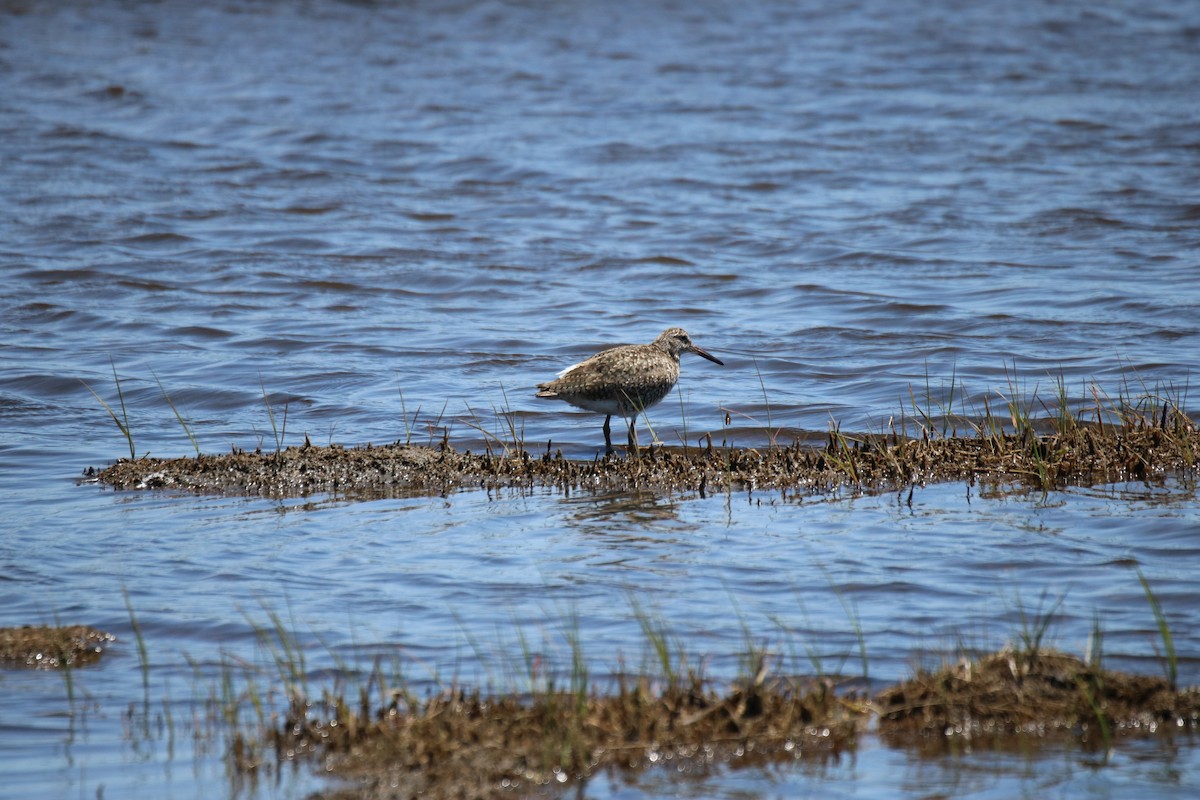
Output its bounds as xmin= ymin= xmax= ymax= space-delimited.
xmin=0 ymin=625 xmax=115 ymax=669
xmin=876 ymin=580 xmax=1198 ymax=754
xmin=890 ymin=366 xmax=1198 ymax=492
xmin=875 ymin=648 xmax=1200 ymax=749
xmin=264 ymin=671 xmax=858 ymax=800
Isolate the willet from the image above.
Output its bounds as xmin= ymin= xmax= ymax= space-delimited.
xmin=535 ymin=327 xmax=724 ymax=453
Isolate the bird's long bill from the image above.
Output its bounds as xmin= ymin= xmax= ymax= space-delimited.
xmin=691 ymin=344 xmax=724 ymax=366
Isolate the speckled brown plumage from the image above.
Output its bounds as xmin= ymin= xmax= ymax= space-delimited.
xmin=536 ymin=327 xmax=723 ymax=452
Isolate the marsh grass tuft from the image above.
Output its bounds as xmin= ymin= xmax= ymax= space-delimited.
xmin=895 ymin=367 xmax=1199 ymax=493
xmin=835 ymin=585 xmax=869 ymax=682
xmin=397 ymin=383 xmax=417 ymax=446
xmin=877 ymin=589 xmax=1199 ymax=754
xmin=462 ymin=385 xmax=526 ymax=457
xmin=909 ymin=361 xmax=963 ymax=439
xmin=824 ymin=420 xmax=862 ymax=487
xmin=1078 ymin=653 xmax=1114 ymax=760
xmin=153 ymin=368 xmax=200 ymax=455
xmin=248 ymin=602 xmax=308 ymax=699
xmin=82 ymin=358 xmax=137 ymax=460
xmin=630 ymin=596 xmax=684 ymax=684
xmin=1137 ymin=569 xmax=1177 ymax=692
xmin=426 ymin=399 xmax=449 ymax=447
xmin=1012 ymin=589 xmax=1066 ymax=671
xmin=259 ymin=377 xmax=289 ymax=456
xmin=754 ymin=358 xmax=782 ymax=447
xmin=122 ymin=586 xmax=152 ymax=708
xmin=675 ymin=384 xmax=690 ymax=453
xmin=875 ymin=645 xmax=1197 ymax=753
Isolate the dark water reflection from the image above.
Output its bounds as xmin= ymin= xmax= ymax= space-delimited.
xmin=3 ymin=0 xmax=1200 ymax=797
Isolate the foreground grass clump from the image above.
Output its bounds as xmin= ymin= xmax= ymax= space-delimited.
xmin=876 ymin=649 xmax=1200 ymax=749
xmin=248 ymin=672 xmax=858 ymax=799
xmin=0 ymin=625 xmax=115 ymax=669
xmin=233 ymin=642 xmax=1200 ymax=799
xmin=179 ymin=584 xmax=1196 ymax=798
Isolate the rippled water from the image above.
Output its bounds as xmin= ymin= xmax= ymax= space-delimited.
xmin=3 ymin=0 xmax=1200 ymax=797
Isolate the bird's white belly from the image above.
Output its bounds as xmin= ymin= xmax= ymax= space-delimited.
xmin=566 ymin=395 xmax=632 ymax=417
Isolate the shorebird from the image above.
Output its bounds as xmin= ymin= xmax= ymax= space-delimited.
xmin=535 ymin=327 xmax=724 ymax=453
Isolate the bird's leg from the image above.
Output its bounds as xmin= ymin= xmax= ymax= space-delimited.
xmin=627 ymin=417 xmax=639 ymax=457
xmin=603 ymin=414 xmax=613 ymax=454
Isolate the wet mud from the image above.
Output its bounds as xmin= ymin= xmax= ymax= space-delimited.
xmin=91 ymin=420 xmax=1200 ymax=499
xmin=0 ymin=625 xmax=115 ymax=669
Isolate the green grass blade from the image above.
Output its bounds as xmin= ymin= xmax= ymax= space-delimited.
xmin=152 ymin=369 xmax=200 ymax=455
xmin=81 ymin=360 xmax=136 ymax=459
xmin=1136 ymin=569 xmax=1177 ymax=691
